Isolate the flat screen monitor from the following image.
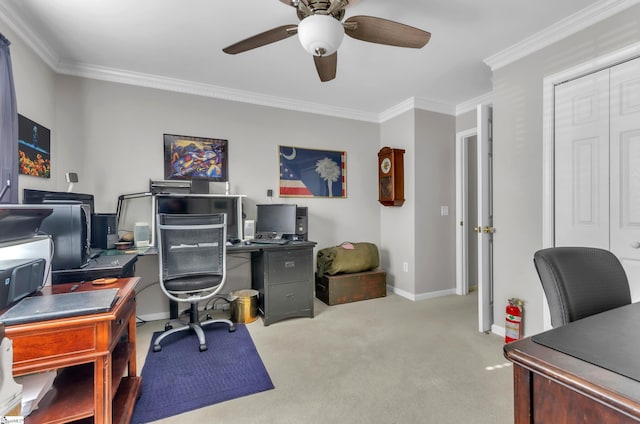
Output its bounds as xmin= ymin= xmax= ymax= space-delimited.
xmin=23 ymin=189 xmax=95 ymax=216
xmin=255 ymin=204 xmax=297 ymax=239
xmin=155 ymin=194 xmax=243 ymax=242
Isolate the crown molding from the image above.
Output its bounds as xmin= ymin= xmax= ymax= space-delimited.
xmin=484 ymin=0 xmax=640 ymax=71
xmin=455 ymin=92 xmax=493 ymax=116
xmin=378 ymin=98 xmax=416 ymax=122
xmin=58 ymin=61 xmax=380 ymax=122
xmin=379 ymin=97 xmax=455 ymax=123
xmin=0 ymin=2 xmax=59 ymax=70
xmin=414 ymin=97 xmax=456 ymax=116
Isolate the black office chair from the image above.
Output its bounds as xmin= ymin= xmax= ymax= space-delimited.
xmin=154 ymin=213 xmax=235 ymax=352
xmin=533 ymin=246 xmax=631 ymax=328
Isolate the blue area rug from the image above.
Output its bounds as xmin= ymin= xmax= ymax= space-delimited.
xmin=131 ymin=323 xmax=274 ymax=423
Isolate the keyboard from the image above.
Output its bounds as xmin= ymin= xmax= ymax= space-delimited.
xmin=252 ymin=239 xmax=289 ymax=245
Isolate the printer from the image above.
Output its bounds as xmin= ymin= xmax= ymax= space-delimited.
xmin=0 ymin=258 xmax=46 ymax=310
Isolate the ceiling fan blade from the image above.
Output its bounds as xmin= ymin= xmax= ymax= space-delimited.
xmin=278 ymin=0 xmax=307 ymax=7
xmin=314 ymin=53 xmax=337 ymax=82
xmin=223 ymin=25 xmax=298 ymax=54
xmin=344 ymin=16 xmax=431 ymax=48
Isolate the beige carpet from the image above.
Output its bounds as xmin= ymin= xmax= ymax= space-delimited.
xmin=135 ymin=291 xmax=514 ymax=424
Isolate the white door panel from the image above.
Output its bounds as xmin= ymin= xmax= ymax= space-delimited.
xmin=554 ymin=68 xmax=610 ymax=248
xmin=610 ymin=57 xmax=640 ymax=267
xmin=621 ymin=258 xmax=640 ymax=302
xmin=477 ymin=104 xmax=493 ymax=333
xmin=555 ymin=57 xmax=640 ymax=301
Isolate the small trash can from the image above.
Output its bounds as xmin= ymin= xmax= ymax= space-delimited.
xmin=229 ymin=289 xmax=259 ymax=324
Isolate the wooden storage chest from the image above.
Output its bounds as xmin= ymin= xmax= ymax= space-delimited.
xmin=316 ymin=269 xmax=387 ymax=305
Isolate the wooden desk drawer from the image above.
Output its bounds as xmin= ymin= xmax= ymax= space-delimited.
xmin=11 ymin=324 xmax=97 ymax=366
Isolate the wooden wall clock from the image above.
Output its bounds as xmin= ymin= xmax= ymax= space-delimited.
xmin=378 ymin=147 xmax=405 ymax=206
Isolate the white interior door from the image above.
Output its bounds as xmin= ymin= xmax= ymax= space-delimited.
xmin=554 ymin=68 xmax=610 ymax=248
xmin=554 ymin=56 xmax=640 ymax=301
xmin=610 ymin=57 xmax=640 ymax=300
xmin=477 ymin=105 xmax=493 ymax=333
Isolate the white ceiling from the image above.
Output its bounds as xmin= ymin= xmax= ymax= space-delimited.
xmin=0 ymin=0 xmax=615 ymax=119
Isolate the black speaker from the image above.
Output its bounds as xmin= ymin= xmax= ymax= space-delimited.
xmin=92 ymin=213 xmax=118 ymax=249
xmin=295 ymin=207 xmax=308 ymax=241
xmin=190 ymin=177 xmax=209 ymax=194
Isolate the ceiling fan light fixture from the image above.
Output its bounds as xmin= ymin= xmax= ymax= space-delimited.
xmin=297 ymin=15 xmax=344 ymax=56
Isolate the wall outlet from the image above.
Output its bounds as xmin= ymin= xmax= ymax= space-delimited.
xmin=267 ymin=189 xmax=273 ymax=197
xmin=403 ymin=262 xmax=409 ymax=272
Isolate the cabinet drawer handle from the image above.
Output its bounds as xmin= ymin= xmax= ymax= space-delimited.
xmin=284 ymin=261 xmax=295 ymax=268
xmin=115 ymin=319 xmax=124 ymax=326
xmin=285 ymin=293 xmax=295 ymax=299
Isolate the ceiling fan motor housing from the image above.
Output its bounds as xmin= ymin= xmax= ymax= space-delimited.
xmin=297 ymin=15 xmax=345 ymax=56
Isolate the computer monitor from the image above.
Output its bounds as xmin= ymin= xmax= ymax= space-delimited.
xmin=155 ymin=194 xmax=243 ymax=242
xmin=255 ymin=204 xmax=297 ymax=239
xmin=23 ymin=189 xmax=95 ymax=216
xmin=23 ymin=189 xmax=95 ymax=249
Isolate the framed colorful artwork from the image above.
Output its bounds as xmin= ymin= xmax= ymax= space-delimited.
xmin=18 ymin=114 xmax=51 ymax=178
xmin=279 ymin=145 xmax=346 ymax=198
xmin=163 ymin=134 xmax=228 ymax=182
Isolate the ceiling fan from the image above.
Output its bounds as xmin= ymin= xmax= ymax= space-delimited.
xmin=222 ymin=0 xmax=431 ymax=82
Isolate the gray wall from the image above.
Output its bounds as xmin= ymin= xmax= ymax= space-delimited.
xmin=456 ymin=109 xmax=476 ymax=133
xmin=378 ymin=109 xmax=456 ymax=298
xmin=415 ymin=109 xmax=456 ymax=296
xmin=492 ymin=4 xmax=640 ymax=335
xmin=379 ymin=111 xmax=415 ymax=293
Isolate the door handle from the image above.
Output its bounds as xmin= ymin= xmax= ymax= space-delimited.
xmin=632 ymin=241 xmax=640 ymax=249
xmin=473 ymin=226 xmax=481 ymax=233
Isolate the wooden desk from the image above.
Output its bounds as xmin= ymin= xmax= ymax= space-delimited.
xmin=4 ymin=277 xmax=142 ymax=424
xmin=504 ymin=306 xmax=640 ymax=423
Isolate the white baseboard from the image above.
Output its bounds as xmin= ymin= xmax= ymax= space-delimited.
xmin=391 ymin=286 xmax=457 ymax=301
xmin=491 ymin=323 xmax=505 ymax=337
xmin=138 ymin=312 xmax=169 ymax=322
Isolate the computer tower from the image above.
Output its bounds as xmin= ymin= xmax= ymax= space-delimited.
xmin=295 ymin=207 xmax=308 ymax=241
xmin=92 ymin=213 xmax=118 ymax=249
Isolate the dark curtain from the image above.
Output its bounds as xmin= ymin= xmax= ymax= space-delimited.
xmin=0 ymin=33 xmax=18 ymax=203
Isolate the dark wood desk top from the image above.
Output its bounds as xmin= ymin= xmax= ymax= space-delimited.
xmin=505 ymin=306 xmax=640 ymax=420
xmin=531 ymin=302 xmax=640 ymax=382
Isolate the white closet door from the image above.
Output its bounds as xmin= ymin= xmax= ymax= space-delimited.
xmin=554 ymin=68 xmax=610 ymax=248
xmin=610 ymin=56 xmax=640 ymax=300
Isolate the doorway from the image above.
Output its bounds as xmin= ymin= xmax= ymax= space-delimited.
xmin=456 ymin=129 xmax=478 ymax=296
xmin=456 ymin=105 xmax=494 ymax=333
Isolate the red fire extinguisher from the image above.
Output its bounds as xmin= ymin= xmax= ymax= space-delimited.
xmin=505 ymin=298 xmax=524 ymax=343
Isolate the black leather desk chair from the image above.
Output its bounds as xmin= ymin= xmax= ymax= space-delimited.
xmin=533 ymin=246 xmax=631 ymax=328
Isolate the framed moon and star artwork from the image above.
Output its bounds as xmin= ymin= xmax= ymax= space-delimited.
xmin=279 ymin=145 xmax=346 ymax=198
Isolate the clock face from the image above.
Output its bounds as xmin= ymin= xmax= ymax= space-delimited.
xmin=380 ymin=157 xmax=392 ymax=174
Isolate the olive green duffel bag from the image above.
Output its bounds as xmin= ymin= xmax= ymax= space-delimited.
xmin=316 ymin=242 xmax=380 ymax=276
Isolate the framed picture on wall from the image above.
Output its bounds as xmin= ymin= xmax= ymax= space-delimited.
xmin=18 ymin=114 xmax=51 ymax=178
xmin=163 ymin=134 xmax=228 ymax=182
xmin=279 ymin=145 xmax=346 ymax=198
